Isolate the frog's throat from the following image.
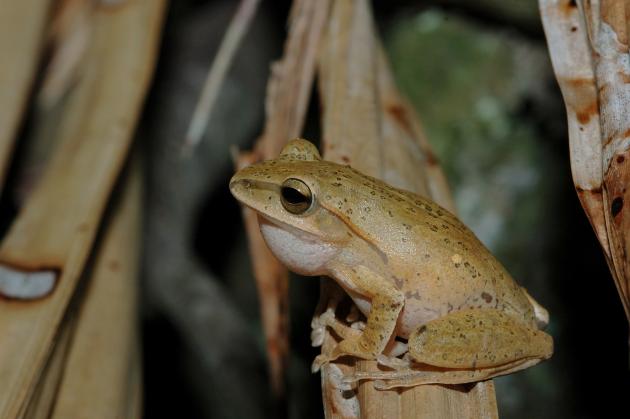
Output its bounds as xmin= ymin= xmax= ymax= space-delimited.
xmin=257 ymin=215 xmax=338 ymax=275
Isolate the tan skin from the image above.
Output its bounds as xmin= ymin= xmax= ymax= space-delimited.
xmin=230 ymin=139 xmax=553 ymax=388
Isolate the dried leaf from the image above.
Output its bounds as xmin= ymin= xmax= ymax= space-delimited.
xmin=541 ymin=0 xmax=630 ymax=321
xmin=0 ymin=0 xmax=52 ymax=191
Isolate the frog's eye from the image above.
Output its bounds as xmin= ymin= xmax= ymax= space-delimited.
xmin=280 ymin=178 xmax=313 ymax=214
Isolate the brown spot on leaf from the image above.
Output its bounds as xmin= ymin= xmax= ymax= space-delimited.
xmin=109 ymin=260 xmax=120 ymax=272
xmin=481 ymin=292 xmax=493 ymax=303
xmin=387 ymin=104 xmax=414 ymax=137
xmin=425 ymin=150 xmax=439 ymax=166
xmin=611 ymin=197 xmax=624 ymax=217
xmin=576 ymin=101 xmax=598 ymax=124
xmin=575 ymin=185 xmax=602 ymax=195
xmin=617 ymin=155 xmax=625 ymax=164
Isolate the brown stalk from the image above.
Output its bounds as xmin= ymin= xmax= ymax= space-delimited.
xmin=0 ymin=1 xmax=166 ymax=416
xmin=317 ymin=0 xmax=497 ymax=417
xmin=0 ymin=0 xmax=53 ymax=191
xmin=234 ymin=0 xmax=330 ymax=397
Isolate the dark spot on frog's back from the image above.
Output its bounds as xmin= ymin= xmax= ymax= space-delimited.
xmin=481 ymin=292 xmax=493 ymax=303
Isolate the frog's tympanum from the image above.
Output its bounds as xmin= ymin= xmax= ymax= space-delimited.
xmin=230 ymin=139 xmax=553 ymax=389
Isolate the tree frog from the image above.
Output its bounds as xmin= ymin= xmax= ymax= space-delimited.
xmin=230 ymin=139 xmax=553 ymax=388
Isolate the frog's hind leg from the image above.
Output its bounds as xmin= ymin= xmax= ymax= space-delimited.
xmin=345 ymin=308 xmax=552 ymax=387
xmin=407 ymin=308 xmax=552 ymax=370
xmin=347 ymin=357 xmax=542 ymax=389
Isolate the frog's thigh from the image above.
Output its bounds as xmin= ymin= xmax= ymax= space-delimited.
xmin=409 ymin=308 xmax=553 ymax=369
xmin=332 ymin=265 xmax=404 ymax=359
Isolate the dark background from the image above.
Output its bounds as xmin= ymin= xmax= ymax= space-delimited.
xmin=138 ymin=1 xmax=630 ymax=418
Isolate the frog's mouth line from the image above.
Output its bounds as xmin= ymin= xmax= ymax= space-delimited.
xmin=230 ymin=177 xmax=324 ymax=242
xmin=256 ymin=213 xmax=325 ymax=245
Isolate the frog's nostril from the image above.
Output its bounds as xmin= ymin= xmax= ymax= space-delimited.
xmin=229 ymin=179 xmax=253 ymax=196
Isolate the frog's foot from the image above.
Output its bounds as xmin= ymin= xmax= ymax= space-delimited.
xmin=312 ymin=335 xmax=370 ymax=373
xmin=311 ymin=308 xmax=337 ymax=347
xmin=344 ymin=357 xmax=542 ymax=388
xmin=312 ymin=309 xmax=363 ymax=348
xmin=310 ymin=327 xmax=326 ymax=348
xmin=311 ymin=354 xmax=331 ymax=373
xmin=376 ymin=354 xmax=411 ymax=370
xmin=331 ymin=337 xmax=378 ymax=362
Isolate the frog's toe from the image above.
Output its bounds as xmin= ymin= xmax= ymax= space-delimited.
xmin=311 ymin=354 xmax=330 ymax=373
xmin=311 ymin=327 xmax=325 ymax=347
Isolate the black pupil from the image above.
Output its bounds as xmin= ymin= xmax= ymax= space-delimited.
xmin=281 ymin=187 xmax=308 ymax=205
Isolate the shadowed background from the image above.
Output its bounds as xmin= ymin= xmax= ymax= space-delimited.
xmin=139 ymin=1 xmax=630 ymax=418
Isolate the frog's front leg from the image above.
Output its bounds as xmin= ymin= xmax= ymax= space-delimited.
xmin=347 ymin=308 xmax=553 ymax=387
xmin=328 ymin=265 xmax=404 ymax=363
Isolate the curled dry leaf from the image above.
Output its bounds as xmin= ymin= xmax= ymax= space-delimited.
xmin=541 ymin=0 xmax=630 ymax=321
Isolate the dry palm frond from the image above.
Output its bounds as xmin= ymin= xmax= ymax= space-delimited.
xmin=540 ymin=0 xmax=630 ymax=321
xmin=0 ymin=0 xmax=52 ymax=192
xmin=0 ymin=1 xmax=165 ymax=416
xmin=51 ymin=162 xmax=142 ymax=418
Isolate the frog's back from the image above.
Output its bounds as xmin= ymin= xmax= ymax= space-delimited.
xmin=316 ymin=164 xmax=536 ymax=327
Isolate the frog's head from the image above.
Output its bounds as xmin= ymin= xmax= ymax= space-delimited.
xmin=229 ymin=139 xmax=352 ymax=275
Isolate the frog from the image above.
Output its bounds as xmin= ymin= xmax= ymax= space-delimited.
xmin=229 ymin=138 xmax=553 ymax=388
